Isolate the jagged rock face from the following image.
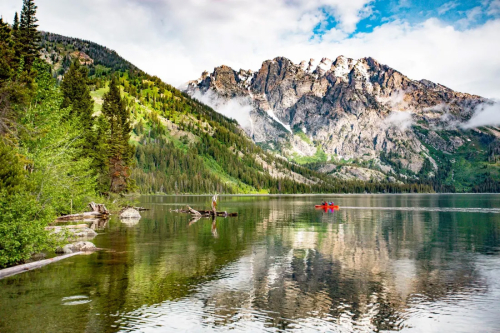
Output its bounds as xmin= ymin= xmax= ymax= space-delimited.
xmin=186 ymin=56 xmax=484 ymax=174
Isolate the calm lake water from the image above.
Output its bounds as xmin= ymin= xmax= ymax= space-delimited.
xmin=1 ymin=194 xmax=500 ymax=332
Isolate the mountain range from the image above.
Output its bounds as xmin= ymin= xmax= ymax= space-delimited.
xmin=186 ymin=56 xmax=500 ymax=191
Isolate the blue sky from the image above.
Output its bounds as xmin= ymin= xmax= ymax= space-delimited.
xmin=314 ymin=0 xmax=498 ymax=38
xmin=1 ymin=0 xmax=499 ymax=98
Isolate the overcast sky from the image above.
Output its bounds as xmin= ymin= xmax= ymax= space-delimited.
xmin=1 ymin=0 xmax=500 ymax=98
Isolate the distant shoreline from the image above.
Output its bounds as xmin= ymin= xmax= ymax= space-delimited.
xmin=136 ymin=193 xmax=500 ymax=197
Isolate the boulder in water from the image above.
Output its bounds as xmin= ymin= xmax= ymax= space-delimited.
xmin=56 ymin=241 xmax=97 ymax=254
xmin=120 ymin=208 xmax=141 ymax=219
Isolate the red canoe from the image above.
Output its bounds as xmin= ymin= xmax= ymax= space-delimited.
xmin=315 ymin=205 xmax=340 ymax=209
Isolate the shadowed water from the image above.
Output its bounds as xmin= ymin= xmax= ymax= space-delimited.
xmin=1 ymin=194 xmax=500 ymax=332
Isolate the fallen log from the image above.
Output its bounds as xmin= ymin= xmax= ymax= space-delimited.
xmin=0 ymin=252 xmax=83 ymax=280
xmin=55 ymin=212 xmax=105 ymax=221
xmin=176 ymin=206 xmax=238 ymax=217
xmin=195 ymin=210 xmax=238 ymax=217
xmin=45 ymin=224 xmax=88 ymax=230
xmin=56 ymin=202 xmax=110 ymax=222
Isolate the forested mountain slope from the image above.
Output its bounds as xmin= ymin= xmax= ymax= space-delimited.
xmin=40 ymin=32 xmax=433 ymax=194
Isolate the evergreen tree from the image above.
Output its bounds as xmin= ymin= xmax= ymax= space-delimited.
xmin=60 ymin=59 xmax=96 ymax=159
xmin=19 ymin=0 xmax=40 ymax=69
xmin=0 ymin=18 xmax=14 ymax=83
xmin=100 ymin=78 xmax=134 ymax=193
xmin=13 ymin=12 xmax=19 ymax=31
xmin=0 ymin=14 xmax=30 ymax=140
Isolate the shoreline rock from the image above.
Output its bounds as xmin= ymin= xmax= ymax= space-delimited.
xmin=48 ymin=226 xmax=98 ymax=239
xmin=56 ymin=241 xmax=97 ymax=254
xmin=120 ymin=208 xmax=141 ymax=219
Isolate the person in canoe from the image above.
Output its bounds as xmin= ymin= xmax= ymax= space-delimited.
xmin=322 ymin=200 xmax=327 ymax=206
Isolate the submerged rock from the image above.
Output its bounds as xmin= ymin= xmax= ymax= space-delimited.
xmin=72 ymin=228 xmax=98 ymax=238
xmin=56 ymin=241 xmax=97 ymax=254
xmin=49 ymin=226 xmax=97 ymax=239
xmin=120 ymin=217 xmax=140 ymax=226
xmin=120 ymin=208 xmax=141 ymax=219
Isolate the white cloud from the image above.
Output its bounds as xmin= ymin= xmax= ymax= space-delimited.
xmin=191 ymin=90 xmax=253 ymax=130
xmin=378 ymin=90 xmax=408 ymax=110
xmin=319 ymin=0 xmax=375 ymax=33
xmin=437 ymin=1 xmax=459 ymax=15
xmin=461 ymin=101 xmax=500 ymax=128
xmin=456 ymin=6 xmax=483 ymax=28
xmin=487 ymin=0 xmax=500 ymax=16
xmin=385 ymin=111 xmax=414 ymax=130
xmin=0 ymin=0 xmax=499 ymax=101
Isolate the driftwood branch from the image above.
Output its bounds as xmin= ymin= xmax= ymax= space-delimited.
xmin=188 ymin=206 xmax=202 ymax=216
xmin=172 ymin=206 xmax=238 ymax=217
xmin=88 ymin=202 xmax=109 ymax=214
xmin=0 ymin=252 xmax=83 ymax=280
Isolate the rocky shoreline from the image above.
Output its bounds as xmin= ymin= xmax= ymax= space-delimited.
xmin=0 ymin=205 xmax=142 ymax=280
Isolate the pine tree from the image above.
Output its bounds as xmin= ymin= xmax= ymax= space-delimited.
xmin=19 ymin=0 xmax=40 ymax=69
xmin=61 ymin=60 xmax=93 ymax=119
xmin=100 ymin=78 xmax=134 ymax=193
xmin=13 ymin=12 xmax=19 ymax=31
xmin=60 ymin=59 xmax=97 ymax=167
xmin=0 ymin=18 xmax=14 ymax=83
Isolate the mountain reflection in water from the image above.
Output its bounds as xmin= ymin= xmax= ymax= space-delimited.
xmin=1 ymin=195 xmax=499 ymax=332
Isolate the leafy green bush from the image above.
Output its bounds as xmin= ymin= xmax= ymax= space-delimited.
xmin=0 ymin=190 xmax=56 ymax=268
xmin=0 ymin=141 xmax=26 ymax=194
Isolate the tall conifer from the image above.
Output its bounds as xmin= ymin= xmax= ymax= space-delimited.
xmin=0 ymin=18 xmax=14 ymax=83
xmin=60 ymin=59 xmax=96 ymax=159
xmin=100 ymin=78 xmax=134 ymax=193
xmin=19 ymin=0 xmax=40 ymax=69
xmin=12 ymin=12 xmax=19 ymax=31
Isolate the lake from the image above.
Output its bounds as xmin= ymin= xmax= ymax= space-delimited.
xmin=1 ymin=194 xmax=500 ymax=332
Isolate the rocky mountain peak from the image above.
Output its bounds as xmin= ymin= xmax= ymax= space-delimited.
xmin=185 ymin=55 xmax=489 ymax=179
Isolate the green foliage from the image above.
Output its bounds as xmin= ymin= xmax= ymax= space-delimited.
xmin=99 ymin=77 xmax=134 ymax=193
xmin=60 ymin=59 xmax=97 ymax=163
xmin=292 ymin=145 xmax=328 ymax=164
xmin=0 ymin=18 xmax=15 ymax=83
xmin=0 ymin=2 xmax=105 ymax=268
xmin=293 ymin=128 xmax=312 ymax=145
xmin=20 ymin=60 xmax=98 ymax=214
xmin=61 ymin=60 xmax=93 ymax=120
xmin=412 ymin=125 xmax=500 ymax=192
xmin=19 ymin=0 xmax=41 ymax=69
xmin=0 ymin=141 xmax=26 ymax=194
xmin=0 ymin=189 xmax=56 ymax=268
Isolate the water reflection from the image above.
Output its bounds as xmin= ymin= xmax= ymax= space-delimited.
xmin=0 ymin=195 xmax=499 ymax=332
